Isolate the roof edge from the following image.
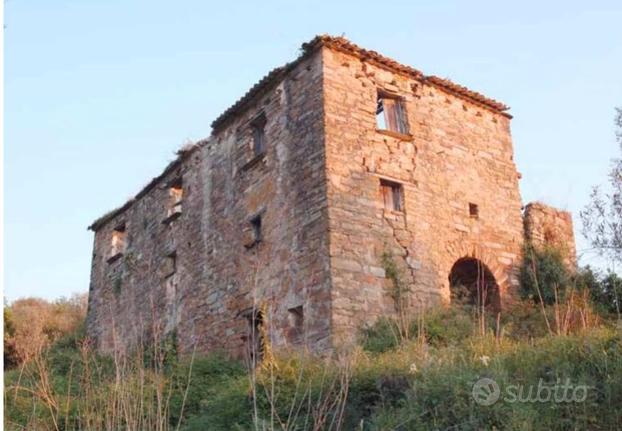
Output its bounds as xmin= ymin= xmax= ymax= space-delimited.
xmin=87 ymin=140 xmax=207 ymax=232
xmin=210 ymin=35 xmax=510 ymax=131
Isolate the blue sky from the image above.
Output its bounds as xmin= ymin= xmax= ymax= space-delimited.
xmin=4 ymin=1 xmax=622 ymax=301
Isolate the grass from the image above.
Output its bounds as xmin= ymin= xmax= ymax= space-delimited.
xmin=5 ymin=302 xmax=622 ymax=430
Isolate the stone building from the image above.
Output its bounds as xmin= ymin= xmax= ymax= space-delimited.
xmin=86 ymin=35 xmax=575 ymax=357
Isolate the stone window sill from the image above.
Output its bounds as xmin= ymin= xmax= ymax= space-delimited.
xmin=383 ymin=209 xmax=405 ymax=219
xmin=376 ymin=129 xmax=414 ymax=141
xmin=162 ymin=210 xmax=182 ymax=225
xmin=107 ymin=252 xmax=123 ymax=264
xmin=241 ymin=152 xmax=267 ymax=171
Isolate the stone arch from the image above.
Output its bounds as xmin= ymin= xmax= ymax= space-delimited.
xmin=443 ymin=241 xmax=508 ymax=308
xmin=448 ymin=257 xmax=500 ymax=311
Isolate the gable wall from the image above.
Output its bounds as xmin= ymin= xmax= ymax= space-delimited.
xmin=321 ymin=47 xmax=525 ymax=342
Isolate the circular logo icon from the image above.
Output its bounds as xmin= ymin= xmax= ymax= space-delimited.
xmin=472 ymin=377 xmax=501 ymax=406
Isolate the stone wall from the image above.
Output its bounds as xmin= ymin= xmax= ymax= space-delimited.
xmin=87 ymin=49 xmax=332 ymax=356
xmin=86 ymin=146 xmax=206 ymax=353
xmin=88 ymin=36 xmax=577 ymax=356
xmin=523 ymin=202 xmax=577 ymax=269
xmin=321 ymin=47 xmax=525 ymax=342
xmin=188 ymin=49 xmax=332 ymax=356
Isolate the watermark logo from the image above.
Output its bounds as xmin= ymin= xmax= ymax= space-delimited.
xmin=472 ymin=377 xmax=501 ymax=406
xmin=472 ymin=377 xmax=590 ymax=406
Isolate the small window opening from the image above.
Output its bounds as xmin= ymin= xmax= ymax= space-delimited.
xmin=469 ymin=203 xmax=479 ymax=218
xmin=163 ymin=251 xmax=177 ymax=278
xmin=244 ymin=310 xmax=264 ymax=366
xmin=243 ymin=214 xmax=264 ymax=249
xmin=287 ymin=306 xmax=304 ymax=344
xmin=251 ymin=114 xmax=267 ymax=156
xmin=376 ymin=92 xmax=408 ymax=134
xmin=250 ymin=215 xmax=262 ymax=243
xmin=109 ymin=223 xmax=126 ymax=261
xmin=165 ymin=177 xmax=183 ymax=222
xmin=380 ymin=179 xmax=404 ymax=212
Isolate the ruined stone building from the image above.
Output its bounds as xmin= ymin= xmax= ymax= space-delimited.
xmin=87 ymin=36 xmax=576 ymax=357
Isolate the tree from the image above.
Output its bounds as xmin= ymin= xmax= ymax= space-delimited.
xmin=581 ymin=107 xmax=622 ymax=262
xmin=3 ymin=294 xmax=87 ymax=368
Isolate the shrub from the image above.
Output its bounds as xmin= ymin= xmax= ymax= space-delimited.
xmin=169 ymin=352 xmax=247 ymax=428
xmin=499 ymin=301 xmax=550 ymax=340
xmin=4 ymin=294 xmax=87 ymax=368
xmin=520 ymin=244 xmax=570 ymax=304
xmin=575 ymin=266 xmax=622 ymax=315
xmin=412 ymin=306 xmax=477 ymax=347
xmin=4 ymin=307 xmax=19 ymax=369
xmin=360 ymin=306 xmax=481 ymax=354
xmin=360 ymin=317 xmax=400 ymax=353
xmin=367 ymin=328 xmax=622 ymax=430
xmin=5 ymin=293 xmax=622 ymax=430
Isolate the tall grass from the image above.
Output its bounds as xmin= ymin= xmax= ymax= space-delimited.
xmin=4 ymin=318 xmax=195 ymax=431
xmin=5 ymin=303 xmax=622 ymax=430
xmin=5 ymin=247 xmax=622 ymax=430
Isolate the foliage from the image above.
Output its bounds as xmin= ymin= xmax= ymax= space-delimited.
xmin=168 ymin=352 xmax=248 ymax=429
xmin=520 ymin=244 xmax=570 ymax=305
xmin=4 ymin=307 xmax=19 ymax=369
xmin=2 ymin=226 xmax=614 ymax=431
xmin=360 ymin=317 xmax=401 ymax=353
xmin=581 ymin=106 xmax=622 ymax=263
xmin=4 ymin=331 xmax=193 ymax=431
xmin=5 ymin=289 xmax=622 ymax=430
xmin=575 ymin=266 xmax=622 ymax=315
xmin=381 ymin=251 xmax=409 ymax=313
xmin=360 ymin=306 xmax=477 ymax=353
xmin=368 ymin=329 xmax=622 ymax=430
xmin=4 ymin=294 xmax=88 ymax=368
xmin=381 ymin=250 xmax=413 ymax=342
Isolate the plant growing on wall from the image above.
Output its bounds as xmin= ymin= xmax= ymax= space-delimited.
xmin=381 ymin=250 xmax=412 ymax=341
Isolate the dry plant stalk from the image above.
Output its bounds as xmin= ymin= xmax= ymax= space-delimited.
xmin=6 ymin=299 xmax=196 ymax=431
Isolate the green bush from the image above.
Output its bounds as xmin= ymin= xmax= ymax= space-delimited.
xmin=499 ymin=301 xmax=550 ymax=340
xmin=5 ymin=296 xmax=622 ymax=431
xmin=520 ymin=244 xmax=570 ymax=304
xmin=367 ymin=329 xmax=622 ymax=430
xmin=575 ymin=266 xmax=622 ymax=315
xmin=360 ymin=306 xmax=479 ymax=353
xmin=360 ymin=317 xmax=400 ymax=353
xmin=170 ymin=352 xmax=248 ymax=429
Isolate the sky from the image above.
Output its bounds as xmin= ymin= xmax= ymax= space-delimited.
xmin=4 ymin=0 xmax=622 ymax=301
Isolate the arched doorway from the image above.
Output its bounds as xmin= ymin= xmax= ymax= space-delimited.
xmin=449 ymin=258 xmax=500 ymax=311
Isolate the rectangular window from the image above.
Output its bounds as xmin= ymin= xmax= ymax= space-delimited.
xmin=287 ymin=306 xmax=304 ymax=344
xmin=163 ymin=251 xmax=177 ymax=278
xmin=376 ymin=92 xmax=408 ymax=135
xmin=243 ymin=310 xmax=264 ymax=366
xmin=250 ymin=215 xmax=262 ymax=243
xmin=469 ymin=203 xmax=479 ymax=218
xmin=109 ymin=223 xmax=126 ymax=261
xmin=164 ymin=177 xmax=183 ymax=223
xmin=243 ymin=214 xmax=263 ymax=249
xmin=251 ymin=114 xmax=267 ymax=156
xmin=380 ymin=179 xmax=404 ymax=212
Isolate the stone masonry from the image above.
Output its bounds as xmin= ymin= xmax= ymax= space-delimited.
xmin=524 ymin=202 xmax=577 ymax=269
xmin=86 ymin=36 xmax=576 ymax=357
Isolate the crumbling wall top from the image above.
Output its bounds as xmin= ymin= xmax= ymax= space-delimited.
xmin=524 ymin=201 xmax=577 ymax=269
xmin=87 ymin=139 xmax=208 ymax=231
